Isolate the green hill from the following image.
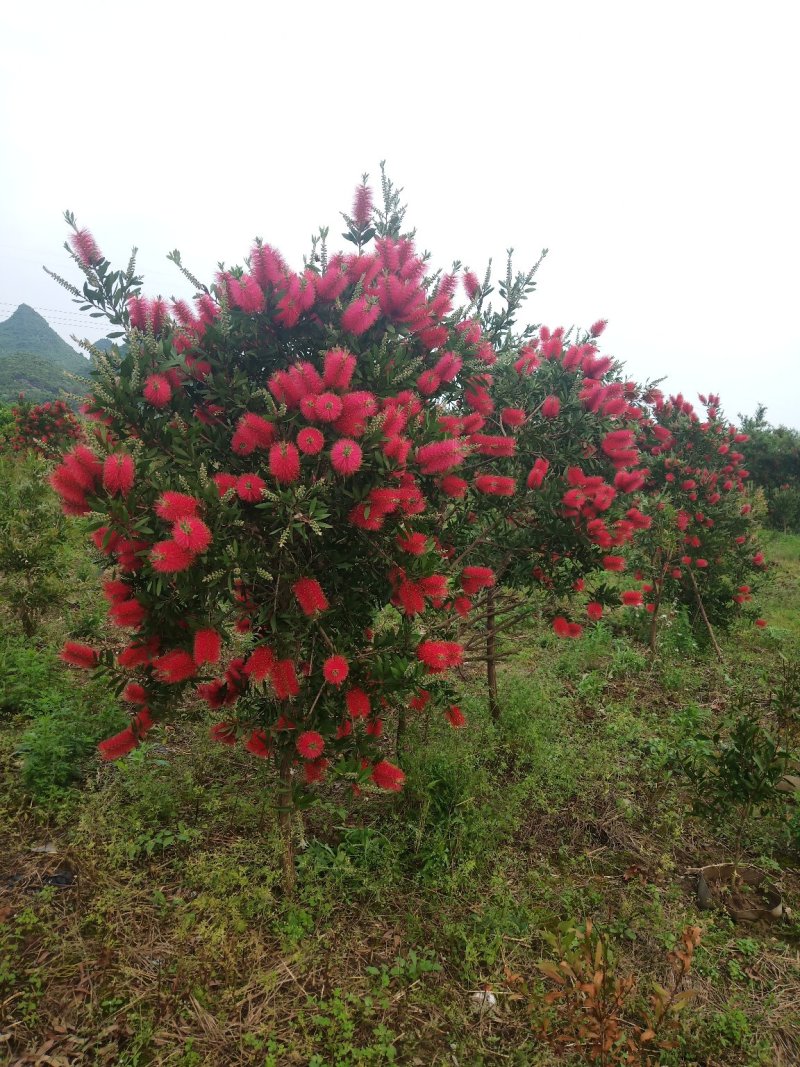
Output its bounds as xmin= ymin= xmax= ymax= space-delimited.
xmin=0 ymin=304 xmax=92 ymax=403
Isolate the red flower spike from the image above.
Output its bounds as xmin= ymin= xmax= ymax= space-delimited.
xmin=371 ymin=760 xmax=406 ymax=792
xmin=445 ymin=705 xmax=466 ymax=728
xmin=103 ymin=453 xmax=135 ymax=497
xmin=323 ymin=655 xmax=349 ymax=686
xmin=345 ymin=688 xmax=371 ymax=719
xmin=293 ymin=578 xmax=329 ymax=615
xmin=297 ymin=730 xmax=325 ymax=759
xmin=60 ymin=641 xmax=98 ymax=669
xmin=193 ymin=629 xmax=222 ymax=666
xmin=172 ymin=516 xmax=212 ymax=554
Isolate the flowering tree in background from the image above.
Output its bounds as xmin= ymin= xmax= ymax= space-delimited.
xmin=430 ymin=258 xmax=653 ymax=717
xmin=630 ymin=391 xmax=765 ymax=654
xmin=9 ymin=397 xmax=83 ymax=460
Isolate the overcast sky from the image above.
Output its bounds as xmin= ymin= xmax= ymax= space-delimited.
xmin=1 ymin=0 xmax=798 ymax=427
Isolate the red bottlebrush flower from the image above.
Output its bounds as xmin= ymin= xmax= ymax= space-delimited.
xmin=753 ymin=552 xmax=765 ymax=566
xmin=346 ymin=688 xmax=371 ymax=719
xmin=98 ymin=727 xmax=138 ymax=761
xmin=210 ymin=721 xmax=237 ymax=745
xmin=152 ymin=650 xmax=196 ymax=684
xmin=193 ymin=629 xmax=222 ymax=666
xmin=470 ymin=433 xmax=516 ymax=458
xmin=396 ymin=532 xmax=428 ymax=555
xmin=323 ymin=347 xmax=357 ymax=390
xmin=232 ymin=413 xmax=276 ymax=454
xmin=60 ymin=640 xmax=98 ymax=669
xmin=463 ymin=270 xmax=480 ymax=300
xmin=155 ymin=491 xmax=200 ymax=521
xmin=297 ymin=730 xmax=325 ymax=759
xmin=271 ymin=659 xmax=300 ymax=699
xmin=301 ymin=391 xmax=343 ymax=423
xmin=397 ymin=579 xmax=426 ymax=616
xmin=590 ymin=318 xmax=608 ymax=337
xmin=417 ymin=640 xmax=463 ymax=674
xmin=108 ymin=598 xmax=147 ymax=628
xmin=501 ymin=407 xmax=526 ymax=427
xmin=323 ymin=655 xmax=349 ymax=686
xmin=269 ymin=442 xmax=301 ymax=485
xmin=695 ymin=558 xmax=709 ymax=568
xmin=143 ymin=374 xmax=172 ymax=407
xmin=365 ymin=718 xmax=383 ymax=737
xmin=297 ymin=426 xmax=324 ymax=454
xmin=245 ymin=729 xmax=271 ymax=758
xmin=229 ymin=274 xmax=265 ymax=314
xmin=330 ymin=438 xmax=362 ymax=475
xmin=303 ymin=757 xmax=329 ymax=784
xmin=172 ymin=516 xmax=212 ymax=554
xmin=453 ymin=595 xmax=472 ymax=617
xmin=553 ymin=617 xmax=583 ymax=639
xmin=614 ymin=470 xmax=646 ymax=493
xmin=621 ymin=590 xmax=644 ymax=607
xmin=371 ymin=760 xmax=406 ymax=792
xmin=409 ymin=689 xmax=430 ymax=711
xmin=213 ymin=473 xmax=238 ymax=497
xmin=602 ymin=555 xmax=626 ymax=572
xmin=102 ymin=579 xmax=130 ymax=603
xmin=293 ymin=577 xmax=329 ymax=615
xmin=236 ymin=473 xmax=266 ymax=503
xmin=474 ymin=475 xmax=516 ymax=497
xmin=69 ymin=227 xmax=102 ymax=267
xmin=341 ymin=295 xmax=380 ymax=335
xmin=445 ymin=705 xmax=466 ymax=728
xmin=122 ymin=683 xmax=148 ymax=705
xmin=441 ymin=475 xmax=468 ymax=498
xmin=541 ymin=395 xmax=561 ymax=419
xmin=244 ymin=645 xmax=276 ymax=682
xmin=587 ymin=602 xmax=603 ymax=622
xmin=117 ymin=641 xmax=155 ymax=669
xmin=434 ymin=351 xmax=463 ymax=383
xmin=352 ymin=182 xmax=373 ymax=227
xmin=755 ymin=618 xmax=767 ymax=628
xmin=461 ymin=566 xmax=495 ymax=595
xmin=416 ymin=439 xmax=467 ymax=475
xmin=103 ymin=453 xmax=135 ymax=497
xmin=151 ymin=539 xmax=194 ymax=573
xmin=417 ymin=369 xmax=441 ymax=395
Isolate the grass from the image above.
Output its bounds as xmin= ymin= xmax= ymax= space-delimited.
xmin=0 ymin=535 xmax=799 ymax=1064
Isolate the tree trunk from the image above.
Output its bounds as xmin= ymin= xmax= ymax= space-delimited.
xmin=486 ymin=586 xmax=500 ymax=721
xmin=688 ymin=568 xmax=724 ymax=662
xmin=277 ymin=748 xmax=296 ymax=896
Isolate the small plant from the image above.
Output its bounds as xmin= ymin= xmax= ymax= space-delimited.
xmin=535 ymin=919 xmax=701 ymax=1065
xmin=686 ymin=711 xmax=790 ymax=876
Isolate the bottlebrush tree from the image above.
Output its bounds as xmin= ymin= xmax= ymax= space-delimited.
xmin=629 ymin=390 xmax=765 ymax=653
xmin=428 ymin=261 xmax=653 ymax=717
xmin=48 ymin=176 xmax=528 ymax=887
xmin=9 ymin=397 xmax=83 ymax=460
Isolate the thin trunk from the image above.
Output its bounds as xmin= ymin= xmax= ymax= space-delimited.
xmin=486 ymin=586 xmax=500 ymax=721
xmin=277 ymin=748 xmax=296 ymax=897
xmin=396 ymin=707 xmax=407 ymax=762
xmin=688 ymin=568 xmax=724 ymax=661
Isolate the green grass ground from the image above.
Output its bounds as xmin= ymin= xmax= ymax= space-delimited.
xmin=1 ymin=535 xmax=799 ymax=1065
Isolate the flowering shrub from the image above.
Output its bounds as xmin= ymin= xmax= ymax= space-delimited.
xmin=426 ymin=261 xmax=652 ymax=711
xmin=49 ymin=178 xmax=518 ymax=828
xmin=9 ymin=397 xmax=83 ymax=460
xmin=629 ymin=391 xmax=765 ymax=648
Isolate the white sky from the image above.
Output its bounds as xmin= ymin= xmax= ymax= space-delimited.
xmin=1 ymin=0 xmax=798 ymax=428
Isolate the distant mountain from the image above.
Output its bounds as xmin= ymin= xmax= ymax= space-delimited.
xmin=0 ymin=304 xmax=92 ymax=403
